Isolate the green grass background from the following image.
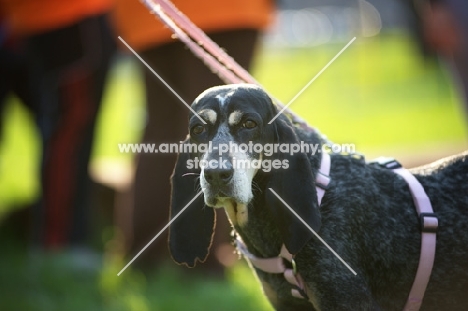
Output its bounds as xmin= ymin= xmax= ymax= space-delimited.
xmin=0 ymin=33 xmax=467 ymax=310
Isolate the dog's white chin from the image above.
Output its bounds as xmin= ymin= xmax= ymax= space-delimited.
xmin=204 ymin=196 xmax=249 ymax=227
xmin=200 ymin=172 xmax=254 ymax=208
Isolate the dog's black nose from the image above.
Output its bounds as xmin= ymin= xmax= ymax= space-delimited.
xmin=204 ymin=166 xmax=234 ymax=185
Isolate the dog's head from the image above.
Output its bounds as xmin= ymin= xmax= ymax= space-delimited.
xmin=169 ymin=84 xmax=321 ymax=267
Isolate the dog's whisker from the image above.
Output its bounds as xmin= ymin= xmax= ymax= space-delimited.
xmin=182 ymin=173 xmax=200 ymax=177
xmin=195 ymin=183 xmax=202 ymax=193
xmin=251 ymin=180 xmax=262 ymax=194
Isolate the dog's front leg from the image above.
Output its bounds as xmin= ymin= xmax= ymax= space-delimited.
xmin=296 ymin=252 xmax=380 ymax=311
xmin=302 ymin=278 xmax=381 ymax=311
xmin=302 ymin=275 xmax=382 ymax=311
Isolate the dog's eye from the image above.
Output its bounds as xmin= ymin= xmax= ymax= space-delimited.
xmin=243 ymin=120 xmax=257 ymax=129
xmin=192 ymin=125 xmax=205 ymax=135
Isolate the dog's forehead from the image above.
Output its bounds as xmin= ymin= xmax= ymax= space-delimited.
xmin=193 ymin=85 xmax=271 ymax=117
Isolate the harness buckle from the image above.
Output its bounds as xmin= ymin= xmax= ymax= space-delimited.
xmin=420 ymin=213 xmax=438 ymax=233
xmin=316 ymin=172 xmax=330 ymax=190
xmin=369 ymin=157 xmax=402 ymax=169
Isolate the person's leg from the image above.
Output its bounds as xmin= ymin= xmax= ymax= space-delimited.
xmin=27 ymin=14 xmax=115 ymax=249
xmin=0 ymin=35 xmax=36 ymax=247
xmin=129 ymin=29 xmax=259 ymax=270
xmin=128 ymin=42 xmax=189 ymax=266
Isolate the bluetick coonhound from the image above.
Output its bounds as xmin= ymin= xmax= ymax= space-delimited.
xmin=169 ymin=84 xmax=468 ymax=310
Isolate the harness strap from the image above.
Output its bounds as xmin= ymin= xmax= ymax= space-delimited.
xmin=235 ymin=238 xmax=308 ymax=299
xmin=316 ymin=151 xmax=331 ymax=205
xmin=238 ymin=155 xmax=438 ymax=310
xmin=236 ymin=152 xmax=331 ymax=299
xmin=393 ymin=167 xmax=438 ymax=311
xmin=236 ymin=240 xmax=286 ymax=274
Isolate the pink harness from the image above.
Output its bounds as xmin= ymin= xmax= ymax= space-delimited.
xmin=236 ymin=153 xmax=438 ymax=310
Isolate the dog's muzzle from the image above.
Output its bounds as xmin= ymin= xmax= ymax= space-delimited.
xmin=201 ymin=159 xmax=237 ymax=206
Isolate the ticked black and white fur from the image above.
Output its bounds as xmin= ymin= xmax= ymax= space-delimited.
xmin=169 ymin=84 xmax=468 ymax=311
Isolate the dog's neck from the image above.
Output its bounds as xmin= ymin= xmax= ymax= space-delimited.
xmin=230 ymin=127 xmax=325 ymax=258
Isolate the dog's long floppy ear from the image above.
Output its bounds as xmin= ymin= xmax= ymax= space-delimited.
xmin=266 ymin=117 xmax=321 ymax=255
xmin=169 ymin=140 xmax=215 ymax=267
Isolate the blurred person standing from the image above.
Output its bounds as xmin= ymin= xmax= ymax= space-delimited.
xmin=0 ymin=0 xmax=116 ymax=252
xmin=112 ymin=0 xmax=274 ymax=270
xmin=411 ymin=0 xmax=468 ymax=121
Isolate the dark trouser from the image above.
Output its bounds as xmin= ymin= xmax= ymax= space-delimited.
xmin=0 ymin=43 xmax=35 ymax=136
xmin=129 ymin=29 xmax=259 ymax=269
xmin=0 ymin=29 xmax=35 ymax=244
xmin=26 ymin=14 xmax=115 ymax=248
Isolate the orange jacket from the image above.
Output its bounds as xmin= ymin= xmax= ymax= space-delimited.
xmin=0 ymin=0 xmax=113 ymax=35
xmin=112 ymin=0 xmax=274 ymax=51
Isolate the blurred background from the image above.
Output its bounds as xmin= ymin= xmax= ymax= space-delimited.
xmin=0 ymin=0 xmax=467 ymax=310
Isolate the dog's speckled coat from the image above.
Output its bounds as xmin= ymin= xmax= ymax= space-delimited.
xmin=169 ymin=84 xmax=468 ymax=311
